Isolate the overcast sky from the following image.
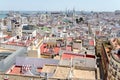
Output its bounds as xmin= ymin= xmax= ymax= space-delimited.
xmin=0 ymin=0 xmax=120 ymax=11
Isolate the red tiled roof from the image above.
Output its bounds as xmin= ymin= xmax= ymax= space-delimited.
xmin=8 ymin=66 xmax=43 ymax=75
xmin=5 ymin=35 xmax=11 ymax=39
xmin=9 ymin=66 xmax=21 ymax=74
xmin=89 ymin=40 xmax=94 ymax=46
xmin=5 ymin=34 xmax=40 ymax=47
xmin=37 ymin=68 xmax=42 ymax=72
xmin=40 ymin=43 xmax=60 ymax=54
xmin=54 ymin=47 xmax=60 ymax=54
xmin=62 ymin=53 xmax=95 ymax=60
xmin=62 ymin=53 xmax=84 ymax=59
xmin=40 ymin=43 xmax=47 ymax=53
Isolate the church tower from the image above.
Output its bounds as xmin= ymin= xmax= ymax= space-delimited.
xmin=11 ymin=19 xmax=22 ymax=39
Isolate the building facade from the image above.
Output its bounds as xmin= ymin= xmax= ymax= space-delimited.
xmin=108 ymin=51 xmax=120 ymax=80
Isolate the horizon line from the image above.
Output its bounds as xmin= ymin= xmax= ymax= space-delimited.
xmin=0 ymin=10 xmax=119 ymax=12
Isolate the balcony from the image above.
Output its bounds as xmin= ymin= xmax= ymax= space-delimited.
xmin=113 ymin=65 xmax=118 ymax=70
xmin=110 ymin=60 xmax=119 ymax=71
xmin=109 ymin=61 xmax=113 ymax=66
xmin=112 ymin=71 xmax=117 ymax=78
xmin=108 ymin=68 xmax=112 ymax=73
xmin=118 ymin=76 xmax=120 ymax=80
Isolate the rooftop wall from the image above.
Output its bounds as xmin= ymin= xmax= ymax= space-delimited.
xmin=0 ymin=43 xmax=26 ymax=50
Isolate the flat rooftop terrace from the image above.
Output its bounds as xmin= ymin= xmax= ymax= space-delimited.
xmin=0 ymin=48 xmax=15 ymax=61
xmin=52 ymin=66 xmax=70 ymax=79
xmin=73 ymin=69 xmax=96 ymax=80
xmin=0 ymin=48 xmax=15 ymax=52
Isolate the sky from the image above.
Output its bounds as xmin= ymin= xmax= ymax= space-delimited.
xmin=0 ymin=0 xmax=120 ymax=11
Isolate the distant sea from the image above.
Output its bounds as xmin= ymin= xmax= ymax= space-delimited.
xmin=0 ymin=14 xmax=8 ymax=19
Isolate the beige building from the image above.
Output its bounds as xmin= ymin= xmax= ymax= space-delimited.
xmin=107 ymin=51 xmax=120 ymax=80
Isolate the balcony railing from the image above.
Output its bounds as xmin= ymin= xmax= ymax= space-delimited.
xmin=113 ymin=65 xmax=118 ymax=70
xmin=111 ymin=53 xmax=120 ymax=63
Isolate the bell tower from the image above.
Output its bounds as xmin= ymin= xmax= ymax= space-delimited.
xmin=11 ymin=19 xmax=22 ymax=39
